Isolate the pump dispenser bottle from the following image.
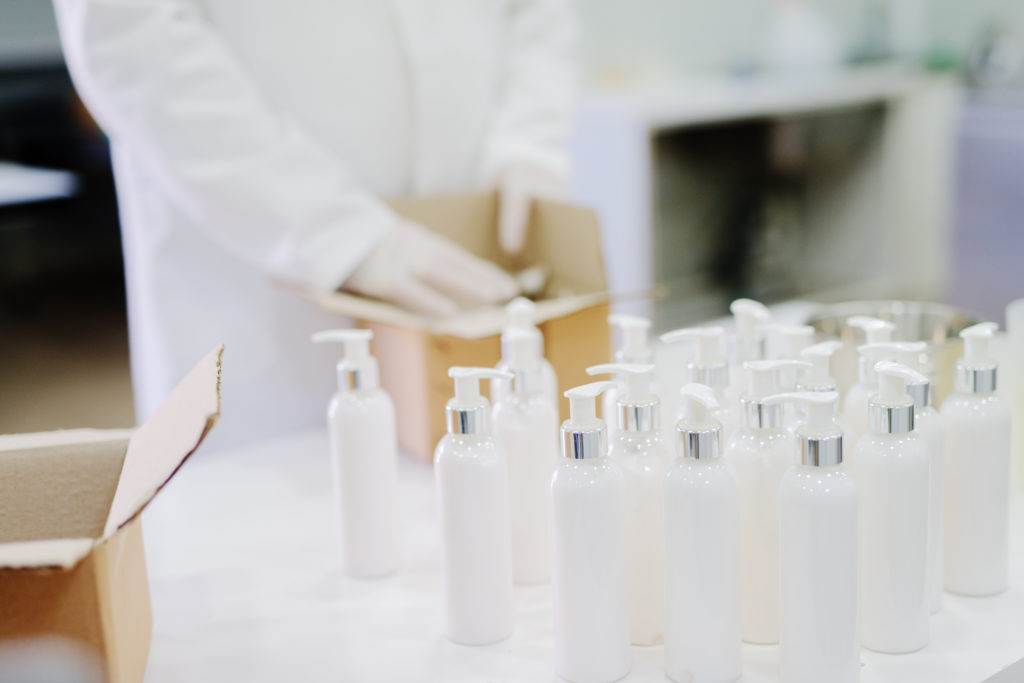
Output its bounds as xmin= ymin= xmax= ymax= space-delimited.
xmin=604 ymin=314 xmax=653 ymax=442
xmin=728 ymin=299 xmax=771 ymax=403
xmin=853 ymin=361 xmax=930 ymax=653
xmin=312 ymin=329 xmax=399 ymax=578
xmin=843 ymin=341 xmax=927 ymax=450
xmin=842 ymin=315 xmax=895 ymax=441
xmin=943 ymin=322 xmax=1013 ymax=596
xmin=434 ymin=367 xmax=515 ymax=645
xmin=587 ymin=362 xmax=668 ymax=646
xmin=726 ymin=359 xmax=808 ymax=645
xmin=660 ymin=326 xmax=737 ymax=444
xmin=494 ymin=297 xmax=558 ymax=410
xmin=766 ymin=391 xmax=859 ymax=683
xmin=664 ymin=384 xmax=741 ymax=683
xmin=492 ymin=328 xmax=559 ymax=585
xmin=552 ymin=381 xmax=630 ymax=683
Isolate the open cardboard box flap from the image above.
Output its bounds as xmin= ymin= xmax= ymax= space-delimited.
xmin=0 ymin=345 xmax=223 ymax=570
xmin=303 ymin=192 xmax=608 ymax=337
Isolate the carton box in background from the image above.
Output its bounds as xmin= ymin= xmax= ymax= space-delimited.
xmin=307 ymin=193 xmax=610 ymax=462
xmin=0 ymin=346 xmax=223 ymax=683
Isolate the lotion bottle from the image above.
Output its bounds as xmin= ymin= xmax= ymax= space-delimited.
xmin=943 ymin=322 xmax=1013 ymax=596
xmin=587 ymin=362 xmax=668 ymax=646
xmin=494 ymin=297 xmax=559 ymax=411
xmin=434 ymin=367 xmax=515 ymax=645
xmin=664 ymin=384 xmax=741 ymax=683
xmin=660 ymin=326 xmax=737 ymax=444
xmin=492 ymin=328 xmax=559 ymax=585
xmin=727 ymin=298 xmax=771 ymax=402
xmin=853 ymin=361 xmax=930 ymax=654
xmin=725 ymin=359 xmax=808 ymax=645
xmin=604 ymin=314 xmax=653 ymax=442
xmin=843 ymin=340 xmax=926 ymax=451
xmin=766 ymin=391 xmax=859 ymax=683
xmin=552 ymin=381 xmax=630 ymax=683
xmin=312 ymin=329 xmax=399 ymax=578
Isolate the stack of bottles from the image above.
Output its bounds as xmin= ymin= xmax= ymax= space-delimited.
xmin=311 ymin=297 xmax=1014 ymax=683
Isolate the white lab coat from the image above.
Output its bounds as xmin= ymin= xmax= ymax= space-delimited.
xmin=53 ymin=0 xmax=575 ymax=446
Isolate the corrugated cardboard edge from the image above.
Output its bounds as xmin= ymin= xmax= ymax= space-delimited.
xmin=101 ymin=345 xmax=223 ymax=539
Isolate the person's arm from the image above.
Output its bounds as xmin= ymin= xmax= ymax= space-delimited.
xmin=53 ymin=0 xmax=393 ymax=292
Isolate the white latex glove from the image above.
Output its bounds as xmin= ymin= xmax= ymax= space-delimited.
xmin=495 ymin=162 xmax=570 ymax=255
xmin=344 ymin=220 xmax=518 ymax=317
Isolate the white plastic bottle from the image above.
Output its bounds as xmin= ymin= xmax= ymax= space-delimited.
xmin=767 ymin=391 xmax=859 ymax=683
xmin=843 ymin=341 xmax=926 ymax=453
xmin=664 ymin=383 xmax=741 ymax=683
xmin=727 ymin=298 xmax=771 ymax=401
xmin=552 ymin=381 xmax=630 ymax=683
xmin=603 ymin=313 xmax=653 ymax=443
xmin=853 ymin=361 xmax=930 ymax=654
xmin=312 ymin=329 xmax=400 ymax=578
xmin=587 ymin=362 xmax=668 ymax=646
xmin=899 ymin=357 xmax=945 ymax=614
xmin=725 ymin=359 xmax=807 ymax=645
xmin=660 ymin=326 xmax=737 ymax=444
xmin=943 ymin=322 xmax=1013 ymax=596
xmin=492 ymin=328 xmax=559 ymax=585
xmin=434 ymin=367 xmax=515 ymax=645
xmin=493 ymin=297 xmax=559 ymax=411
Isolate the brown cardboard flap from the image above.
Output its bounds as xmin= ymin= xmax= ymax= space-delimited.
xmin=102 ymin=345 xmax=223 ymax=539
xmin=0 ymin=538 xmax=94 ymax=570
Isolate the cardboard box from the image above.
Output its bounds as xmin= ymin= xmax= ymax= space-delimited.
xmin=0 ymin=346 xmax=223 ymax=683
xmin=307 ymin=193 xmax=610 ymax=461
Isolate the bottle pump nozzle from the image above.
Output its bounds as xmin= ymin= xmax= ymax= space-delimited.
xmin=869 ymin=361 xmax=926 ymax=434
xmin=763 ymin=391 xmax=842 ymax=466
xmin=742 ymin=359 xmax=811 ymax=429
xmin=312 ymin=328 xmax=379 ymax=390
xmin=659 ymin=326 xmax=728 ymax=389
xmin=856 ymin=341 xmax=927 ymax=385
xmin=503 ymin=297 xmax=544 ymax=358
xmin=586 ymin=363 xmax=658 ymax=432
xmin=677 ymin=383 xmax=721 ymax=460
xmin=730 ymin=298 xmax=771 ymax=361
xmin=956 ymin=322 xmax=999 ymax=393
xmin=608 ymin=314 xmax=652 ymax=364
xmin=504 ymin=327 xmax=544 ymax=395
xmin=562 ymin=381 xmax=616 ymax=460
xmin=798 ymin=340 xmax=843 ymax=392
xmin=848 ymin=316 xmax=896 ymax=344
xmin=446 ymin=367 xmax=513 ymax=435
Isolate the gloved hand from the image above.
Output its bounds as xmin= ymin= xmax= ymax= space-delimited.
xmin=495 ymin=162 xmax=569 ymax=255
xmin=344 ymin=220 xmax=519 ymax=317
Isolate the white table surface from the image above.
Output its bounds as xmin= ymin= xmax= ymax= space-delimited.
xmin=141 ymin=430 xmax=1024 ymax=683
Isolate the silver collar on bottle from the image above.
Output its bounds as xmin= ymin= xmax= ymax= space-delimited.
xmin=562 ymin=424 xmax=607 ymax=460
xmin=679 ymin=425 xmax=720 ymax=460
xmin=338 ymin=364 xmax=378 ymax=392
xmin=618 ymin=399 xmax=660 ymax=433
xmin=687 ymin=362 xmax=729 ymax=391
xmin=740 ymin=398 xmax=783 ymax=430
xmin=954 ymin=362 xmax=997 ymax=394
xmin=800 ymin=433 xmax=843 ymax=467
xmin=906 ymin=381 xmax=931 ymax=409
xmin=868 ymin=401 xmax=914 ymax=434
xmin=447 ymin=405 xmax=489 ymax=435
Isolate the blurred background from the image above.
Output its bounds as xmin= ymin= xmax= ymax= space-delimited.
xmin=1 ymin=0 xmax=1023 ymax=432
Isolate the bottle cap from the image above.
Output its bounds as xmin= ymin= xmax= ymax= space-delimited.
xmin=869 ymin=361 xmax=925 ymax=434
xmin=730 ymin=298 xmax=771 ymax=362
xmin=446 ymin=367 xmax=513 ymax=435
xmin=504 ymin=327 xmax=545 ymax=396
xmin=660 ymin=326 xmax=729 ymax=390
xmin=848 ymin=316 xmax=896 ymax=344
xmin=311 ymin=329 xmax=379 ymax=391
xmin=676 ymin=383 xmax=721 ymax=460
xmin=797 ymin=340 xmax=843 ymax=392
xmin=856 ymin=341 xmax=927 ymax=386
xmin=764 ymin=391 xmax=842 ymax=466
xmin=608 ymin=314 xmax=653 ymax=364
xmin=562 ymin=381 xmax=615 ymax=460
xmin=586 ymin=363 xmax=659 ymax=432
xmin=741 ymin=359 xmax=811 ymax=429
xmin=955 ymin=322 xmax=999 ymax=393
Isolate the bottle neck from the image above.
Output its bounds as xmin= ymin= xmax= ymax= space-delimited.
xmin=617 ymin=399 xmax=660 ymax=433
xmin=562 ymin=424 xmax=607 ymax=460
xmin=798 ymin=433 xmax=843 ymax=467
xmin=446 ymin=404 xmax=490 ymax=435
xmin=677 ymin=425 xmax=720 ymax=460
xmin=954 ymin=362 xmax=997 ymax=394
xmin=740 ymin=398 xmax=783 ymax=430
xmin=337 ymin=363 xmax=379 ymax=392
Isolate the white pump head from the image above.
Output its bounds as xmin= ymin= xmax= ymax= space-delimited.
xmin=763 ymin=391 xmax=842 ymax=466
xmin=744 ymin=359 xmax=813 ymax=399
xmin=659 ymin=326 xmax=728 ymax=389
xmin=798 ymin=340 xmax=842 ymax=391
xmin=677 ymin=383 xmax=721 ymax=460
xmin=608 ymin=313 xmax=652 ymax=363
xmin=869 ymin=361 xmax=926 ymax=434
xmin=506 ymin=297 xmax=537 ymax=331
xmin=312 ymin=328 xmax=378 ymax=391
xmin=848 ymin=316 xmax=895 ymax=344
xmin=446 ymin=367 xmax=513 ymax=435
xmin=562 ymin=381 xmax=615 ymax=460
xmin=587 ymin=363 xmax=658 ymax=433
xmin=504 ymin=327 xmax=544 ymax=396
xmin=771 ymin=324 xmax=816 ymax=360
xmin=956 ymin=321 xmax=999 ymax=393
xmin=856 ymin=341 xmax=927 ymax=385
xmin=730 ymin=298 xmax=771 ymax=362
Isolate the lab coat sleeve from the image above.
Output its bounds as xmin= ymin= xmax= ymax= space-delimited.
xmin=52 ymin=0 xmax=394 ymax=292
xmin=479 ymin=0 xmax=578 ymax=184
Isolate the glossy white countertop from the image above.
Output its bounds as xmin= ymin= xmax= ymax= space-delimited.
xmin=142 ymin=429 xmax=1024 ymax=683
